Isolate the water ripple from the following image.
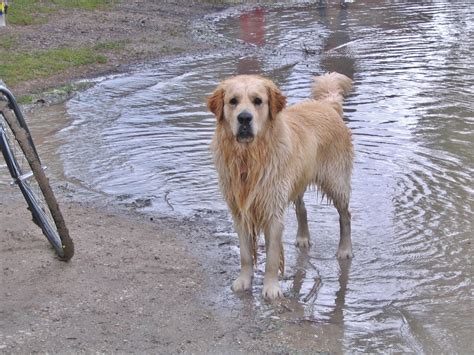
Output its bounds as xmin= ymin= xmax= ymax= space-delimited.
xmin=61 ymin=1 xmax=473 ymax=352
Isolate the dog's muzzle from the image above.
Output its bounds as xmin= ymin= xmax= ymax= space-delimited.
xmin=236 ymin=111 xmax=254 ymax=143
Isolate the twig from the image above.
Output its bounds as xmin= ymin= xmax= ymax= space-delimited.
xmin=301 ymin=41 xmax=317 ymax=55
xmin=302 ymin=276 xmax=322 ymax=303
xmin=164 ymin=191 xmax=174 ymax=211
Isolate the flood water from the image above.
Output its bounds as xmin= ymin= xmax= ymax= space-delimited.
xmin=60 ymin=1 xmax=472 ymax=352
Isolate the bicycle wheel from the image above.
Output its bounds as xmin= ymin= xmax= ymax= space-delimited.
xmin=0 ymin=101 xmax=74 ymax=261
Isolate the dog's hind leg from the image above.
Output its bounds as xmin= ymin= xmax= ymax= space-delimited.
xmin=232 ymin=225 xmax=254 ymax=292
xmin=295 ymin=194 xmax=311 ymax=248
xmin=320 ymin=161 xmax=353 ymax=258
xmin=335 ymin=201 xmax=353 ymax=259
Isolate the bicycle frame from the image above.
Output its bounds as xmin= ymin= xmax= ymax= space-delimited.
xmin=0 ymin=84 xmax=39 ymax=158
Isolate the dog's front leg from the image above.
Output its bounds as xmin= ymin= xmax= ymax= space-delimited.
xmin=232 ymin=226 xmax=254 ymax=292
xmin=263 ymin=217 xmax=284 ymax=300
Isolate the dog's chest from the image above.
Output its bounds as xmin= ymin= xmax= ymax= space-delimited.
xmin=232 ymin=160 xmax=259 ymax=209
xmin=214 ymin=137 xmax=288 ymax=220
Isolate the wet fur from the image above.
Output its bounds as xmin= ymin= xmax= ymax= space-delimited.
xmin=207 ymin=73 xmax=354 ymax=300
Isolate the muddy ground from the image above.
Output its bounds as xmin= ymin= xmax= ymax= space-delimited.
xmin=1 ymin=187 xmax=340 ymax=353
xmin=1 ymin=1 xmax=336 ymax=353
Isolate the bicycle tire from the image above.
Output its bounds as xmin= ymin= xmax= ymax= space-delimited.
xmin=0 ymin=102 xmax=74 ymax=261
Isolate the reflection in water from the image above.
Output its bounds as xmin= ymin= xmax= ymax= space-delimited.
xmin=238 ymin=9 xmax=265 ymax=74
xmin=320 ymin=4 xmax=356 ymax=78
xmin=329 ymin=259 xmax=350 ymax=325
xmin=239 ymin=8 xmax=265 ymax=46
xmin=61 ymin=1 xmax=473 ymax=352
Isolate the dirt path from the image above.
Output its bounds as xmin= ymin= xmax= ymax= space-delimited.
xmin=0 ymin=178 xmax=335 ymax=353
xmin=1 ymin=194 xmax=219 ymax=353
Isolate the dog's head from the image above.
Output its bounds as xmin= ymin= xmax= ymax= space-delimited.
xmin=207 ymin=75 xmax=286 ymax=143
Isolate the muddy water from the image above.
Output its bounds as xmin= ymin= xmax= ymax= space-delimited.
xmin=60 ymin=1 xmax=472 ymax=352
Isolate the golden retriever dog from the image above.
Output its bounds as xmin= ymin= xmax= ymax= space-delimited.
xmin=207 ymin=72 xmax=353 ymax=300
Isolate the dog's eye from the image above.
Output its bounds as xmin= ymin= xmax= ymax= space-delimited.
xmin=229 ymin=98 xmax=238 ymax=106
xmin=253 ymin=97 xmax=262 ymax=106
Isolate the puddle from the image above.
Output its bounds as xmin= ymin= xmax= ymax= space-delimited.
xmin=59 ymin=1 xmax=472 ymax=352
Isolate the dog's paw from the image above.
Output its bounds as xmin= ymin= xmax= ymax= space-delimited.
xmin=295 ymin=236 xmax=311 ymax=248
xmin=336 ymin=247 xmax=353 ymax=259
xmin=262 ymin=281 xmax=283 ymax=301
xmin=231 ymin=275 xmax=252 ymax=292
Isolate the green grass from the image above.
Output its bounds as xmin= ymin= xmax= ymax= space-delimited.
xmin=7 ymin=0 xmax=120 ymax=25
xmin=93 ymin=40 xmax=128 ymax=51
xmin=1 ymin=1 xmax=127 ymax=88
xmin=0 ymin=35 xmax=16 ymax=50
xmin=17 ymin=81 xmax=95 ymax=104
xmin=16 ymin=94 xmax=35 ymax=105
xmin=50 ymin=0 xmax=119 ymax=10
xmin=0 ymin=47 xmax=107 ymax=86
xmin=6 ymin=1 xmax=52 ymax=26
xmin=0 ymin=38 xmax=126 ymax=87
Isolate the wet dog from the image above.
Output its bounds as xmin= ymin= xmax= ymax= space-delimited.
xmin=207 ymin=73 xmax=353 ymax=300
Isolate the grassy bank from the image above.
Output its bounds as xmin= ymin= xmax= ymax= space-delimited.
xmin=0 ymin=43 xmax=131 ymax=87
xmin=7 ymin=0 xmax=120 ymax=25
xmin=0 ymin=0 xmax=221 ymax=96
xmin=0 ymin=47 xmax=107 ymax=86
xmin=0 ymin=0 xmax=123 ymax=89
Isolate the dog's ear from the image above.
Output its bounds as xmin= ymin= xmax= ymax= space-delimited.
xmin=267 ymin=83 xmax=286 ymax=120
xmin=207 ymin=87 xmax=225 ymax=121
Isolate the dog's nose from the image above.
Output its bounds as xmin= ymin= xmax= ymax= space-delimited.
xmin=237 ymin=111 xmax=253 ymax=124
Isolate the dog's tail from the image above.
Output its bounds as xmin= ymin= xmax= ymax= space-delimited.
xmin=311 ymin=72 xmax=353 ymax=116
